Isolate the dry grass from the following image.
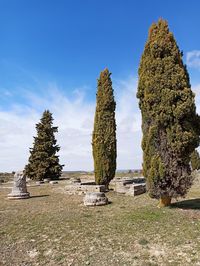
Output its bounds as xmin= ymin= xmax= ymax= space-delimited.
xmin=0 ymin=175 xmax=200 ymax=266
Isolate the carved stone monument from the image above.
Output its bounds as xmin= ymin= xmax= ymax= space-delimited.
xmin=8 ymin=171 xmax=30 ymax=199
xmin=83 ymin=192 xmax=108 ymax=206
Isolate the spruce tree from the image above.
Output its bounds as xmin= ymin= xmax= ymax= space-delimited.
xmin=190 ymin=150 xmax=200 ymax=171
xmin=25 ymin=110 xmax=63 ymax=181
xmin=92 ymin=68 xmax=117 ymax=189
xmin=137 ymin=19 xmax=200 ymax=207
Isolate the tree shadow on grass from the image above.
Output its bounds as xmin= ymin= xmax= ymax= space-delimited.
xmin=30 ymin=195 xmax=49 ymax=199
xmin=170 ymin=198 xmax=200 ymax=210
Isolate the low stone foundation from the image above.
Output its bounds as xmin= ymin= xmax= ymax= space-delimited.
xmin=65 ymin=182 xmax=106 ymax=195
xmin=64 ymin=177 xmax=146 ymax=197
xmin=113 ymin=177 xmax=146 ymax=196
xmin=126 ymin=183 xmax=146 ymax=196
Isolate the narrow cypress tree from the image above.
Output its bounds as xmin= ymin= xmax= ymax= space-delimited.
xmin=137 ymin=19 xmax=200 ymax=207
xmin=25 ymin=110 xmax=63 ymax=181
xmin=190 ymin=150 xmax=200 ymax=171
xmin=92 ymin=68 xmax=117 ymax=189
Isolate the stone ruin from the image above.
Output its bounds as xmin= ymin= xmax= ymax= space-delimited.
xmin=84 ymin=192 xmax=108 ymax=206
xmin=8 ymin=171 xmax=30 ymax=199
xmin=49 ymin=180 xmax=58 ymax=185
xmin=111 ymin=177 xmax=146 ymax=196
xmin=35 ymin=180 xmax=58 ymax=185
xmin=65 ymin=178 xmax=106 ymax=195
xmin=64 ymin=176 xmax=146 ymax=197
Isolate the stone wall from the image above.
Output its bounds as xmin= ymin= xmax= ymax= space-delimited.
xmin=113 ymin=177 xmax=146 ymax=196
xmin=65 ymin=181 xmax=106 ymax=195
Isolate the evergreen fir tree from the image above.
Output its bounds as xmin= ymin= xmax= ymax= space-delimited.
xmin=92 ymin=68 xmax=117 ymax=188
xmin=137 ymin=19 xmax=200 ymax=207
xmin=25 ymin=110 xmax=63 ymax=181
xmin=190 ymin=150 xmax=200 ymax=171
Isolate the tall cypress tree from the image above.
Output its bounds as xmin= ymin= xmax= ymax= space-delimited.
xmin=137 ymin=19 xmax=200 ymax=207
xmin=92 ymin=68 xmax=117 ymax=189
xmin=190 ymin=150 xmax=200 ymax=171
xmin=25 ymin=110 xmax=63 ymax=181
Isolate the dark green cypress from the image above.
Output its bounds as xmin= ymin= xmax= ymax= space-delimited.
xmin=25 ymin=110 xmax=64 ymax=181
xmin=92 ymin=68 xmax=117 ymax=188
xmin=137 ymin=19 xmax=200 ymax=206
xmin=190 ymin=150 xmax=200 ymax=171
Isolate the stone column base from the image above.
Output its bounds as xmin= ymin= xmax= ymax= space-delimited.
xmin=84 ymin=192 xmax=108 ymax=206
xmin=7 ymin=192 xmax=30 ymax=199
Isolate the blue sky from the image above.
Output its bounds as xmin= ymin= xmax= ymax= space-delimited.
xmin=1 ymin=0 xmax=200 ymax=171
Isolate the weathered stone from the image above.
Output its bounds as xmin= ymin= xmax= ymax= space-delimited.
xmin=35 ymin=181 xmax=44 ymax=185
xmin=121 ymin=178 xmax=135 ymax=185
xmin=113 ymin=176 xmax=146 ymax=196
xmin=84 ymin=192 xmax=108 ymax=206
xmin=49 ymin=180 xmax=58 ymax=185
xmin=8 ymin=171 xmax=30 ymax=199
xmin=43 ymin=178 xmax=50 ymax=183
xmin=65 ymin=184 xmax=106 ymax=195
xmin=115 ymin=181 xmax=131 ymax=194
xmin=81 ymin=181 xmax=96 ymax=185
xmin=70 ymin=177 xmax=81 ymax=184
xmin=126 ymin=183 xmax=146 ymax=196
xmin=132 ymin=177 xmax=145 ymax=184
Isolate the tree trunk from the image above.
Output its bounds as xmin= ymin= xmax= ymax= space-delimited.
xmin=105 ymin=183 xmax=109 ymax=191
xmin=158 ymin=196 xmax=171 ymax=208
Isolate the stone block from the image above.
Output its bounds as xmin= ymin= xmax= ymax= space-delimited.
xmin=126 ymin=183 xmax=146 ymax=196
xmin=70 ymin=177 xmax=81 ymax=184
xmin=35 ymin=181 xmax=44 ymax=185
xmin=84 ymin=192 xmax=108 ymax=206
xmin=115 ymin=181 xmax=130 ymax=194
xmin=65 ymin=184 xmax=106 ymax=194
xmin=43 ymin=178 xmax=50 ymax=183
xmin=49 ymin=180 xmax=58 ymax=185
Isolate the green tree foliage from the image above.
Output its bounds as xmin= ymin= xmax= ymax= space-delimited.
xmin=25 ymin=110 xmax=63 ymax=181
xmin=137 ymin=19 xmax=200 ymax=202
xmin=190 ymin=150 xmax=200 ymax=171
xmin=92 ymin=68 xmax=117 ymax=188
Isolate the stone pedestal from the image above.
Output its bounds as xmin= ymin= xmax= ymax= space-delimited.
xmin=84 ymin=192 xmax=108 ymax=206
xmin=8 ymin=171 xmax=30 ymax=199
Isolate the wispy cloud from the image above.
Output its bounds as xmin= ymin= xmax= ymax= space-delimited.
xmin=0 ymin=77 xmax=142 ymax=172
xmin=2 ymin=75 xmax=200 ymax=173
xmin=186 ymin=50 xmax=200 ymax=70
xmin=192 ymin=83 xmax=200 ymax=115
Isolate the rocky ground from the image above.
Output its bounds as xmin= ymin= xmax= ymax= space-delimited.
xmin=0 ymin=173 xmax=200 ymax=266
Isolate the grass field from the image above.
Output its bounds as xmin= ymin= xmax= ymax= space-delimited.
xmin=0 ymin=175 xmax=200 ymax=266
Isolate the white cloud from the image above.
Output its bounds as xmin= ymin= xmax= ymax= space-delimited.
xmin=192 ymin=83 xmax=200 ymax=114
xmin=0 ymin=77 xmax=142 ymax=172
xmin=186 ymin=50 xmax=200 ymax=70
xmin=4 ymin=77 xmax=200 ymax=173
xmin=115 ymin=76 xmax=142 ymax=170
